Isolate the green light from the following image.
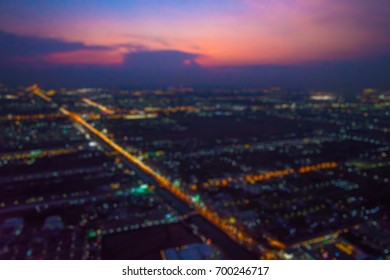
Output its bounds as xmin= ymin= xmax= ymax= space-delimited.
xmin=131 ymin=184 xmax=150 ymax=195
xmin=192 ymin=194 xmax=201 ymax=203
xmin=30 ymin=150 xmax=41 ymax=157
xmin=88 ymin=229 xmax=97 ymax=238
xmin=165 ymin=213 xmax=174 ymax=221
xmin=173 ymin=179 xmax=180 ymax=188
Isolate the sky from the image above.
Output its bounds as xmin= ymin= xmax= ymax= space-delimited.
xmin=0 ymin=0 xmax=389 ymax=88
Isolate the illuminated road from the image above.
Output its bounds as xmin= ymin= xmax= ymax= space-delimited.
xmin=26 ymin=84 xmax=52 ymax=102
xmin=82 ymin=98 xmax=114 ymax=114
xmin=25 ymin=86 xmax=337 ymax=259
xmin=25 ymin=86 xmax=265 ymax=258
xmin=60 ymin=108 xmax=171 ymax=187
xmin=60 ymin=107 xmax=263 ymax=258
xmin=0 ymin=148 xmax=78 ymax=161
xmin=204 ymin=162 xmax=338 ymax=188
xmin=0 ymin=113 xmax=65 ymax=121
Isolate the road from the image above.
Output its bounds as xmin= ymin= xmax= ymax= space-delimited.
xmin=24 ymin=89 xmax=263 ymax=258
xmin=60 ymin=107 xmax=262 ymax=258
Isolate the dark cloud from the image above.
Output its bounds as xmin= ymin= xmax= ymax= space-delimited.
xmin=0 ymin=47 xmax=206 ymax=88
xmin=0 ymin=30 xmax=107 ymax=58
xmin=0 ymin=31 xmax=389 ymax=90
xmin=117 ymin=50 xmax=205 ymax=86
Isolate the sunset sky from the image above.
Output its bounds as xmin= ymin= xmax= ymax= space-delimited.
xmin=0 ymin=0 xmax=389 ymax=88
xmin=1 ymin=0 xmax=389 ymax=66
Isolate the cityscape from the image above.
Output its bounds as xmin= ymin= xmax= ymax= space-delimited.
xmin=0 ymin=0 xmax=390 ymax=261
xmin=1 ymin=85 xmax=389 ymax=259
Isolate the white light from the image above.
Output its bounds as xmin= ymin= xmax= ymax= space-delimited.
xmin=88 ymin=141 xmax=97 ymax=147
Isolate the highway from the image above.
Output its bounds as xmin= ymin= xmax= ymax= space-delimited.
xmin=25 ymin=87 xmax=263 ymax=258
xmin=82 ymin=98 xmax=115 ymax=114
xmin=60 ymin=107 xmax=262 ymax=258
